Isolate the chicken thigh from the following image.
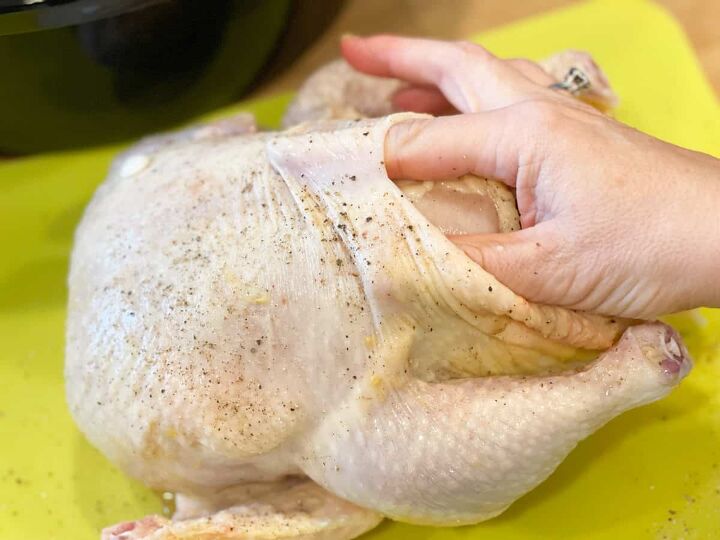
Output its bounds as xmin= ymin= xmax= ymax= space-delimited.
xmin=66 ymin=55 xmax=689 ymax=540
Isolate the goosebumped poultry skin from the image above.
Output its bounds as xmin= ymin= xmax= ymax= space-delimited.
xmin=65 ymin=54 xmax=690 ymax=540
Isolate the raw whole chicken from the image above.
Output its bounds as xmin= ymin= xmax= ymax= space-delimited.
xmin=65 ymin=52 xmax=690 ymax=540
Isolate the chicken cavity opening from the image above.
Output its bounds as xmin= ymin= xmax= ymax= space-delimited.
xmin=395 ymin=176 xmax=521 ymax=236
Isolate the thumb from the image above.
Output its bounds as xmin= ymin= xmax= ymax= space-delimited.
xmin=385 ymin=108 xmax=542 ymax=186
xmin=449 ymin=225 xmax=561 ymax=306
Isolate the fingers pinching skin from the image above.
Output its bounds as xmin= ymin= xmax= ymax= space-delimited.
xmin=368 ymin=34 xmax=720 ymax=319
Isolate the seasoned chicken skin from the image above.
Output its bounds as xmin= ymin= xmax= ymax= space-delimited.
xmin=66 ymin=54 xmax=687 ymax=540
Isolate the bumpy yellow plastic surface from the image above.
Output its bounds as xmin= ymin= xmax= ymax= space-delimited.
xmin=1 ymin=1 xmax=718 ymax=538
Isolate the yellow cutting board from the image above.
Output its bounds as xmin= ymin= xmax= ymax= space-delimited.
xmin=1 ymin=0 xmax=719 ymax=538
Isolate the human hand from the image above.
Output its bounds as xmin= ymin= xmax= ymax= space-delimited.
xmin=342 ymin=35 xmax=720 ymax=320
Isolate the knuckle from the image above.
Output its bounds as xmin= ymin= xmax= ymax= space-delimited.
xmin=453 ymin=40 xmax=491 ymax=60
xmin=511 ymin=58 xmax=551 ymax=82
xmin=509 ymin=58 xmax=537 ymax=71
xmin=518 ymin=100 xmax=565 ymax=130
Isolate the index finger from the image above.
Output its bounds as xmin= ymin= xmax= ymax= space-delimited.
xmin=341 ymin=35 xmax=538 ymax=112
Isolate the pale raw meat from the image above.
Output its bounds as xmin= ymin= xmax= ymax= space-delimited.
xmin=67 ymin=54 xmax=683 ymax=540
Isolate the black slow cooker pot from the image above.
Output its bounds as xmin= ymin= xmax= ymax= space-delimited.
xmin=0 ymin=0 xmax=342 ymax=153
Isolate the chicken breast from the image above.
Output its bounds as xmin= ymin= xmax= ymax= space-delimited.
xmin=65 ymin=55 xmax=688 ymax=540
